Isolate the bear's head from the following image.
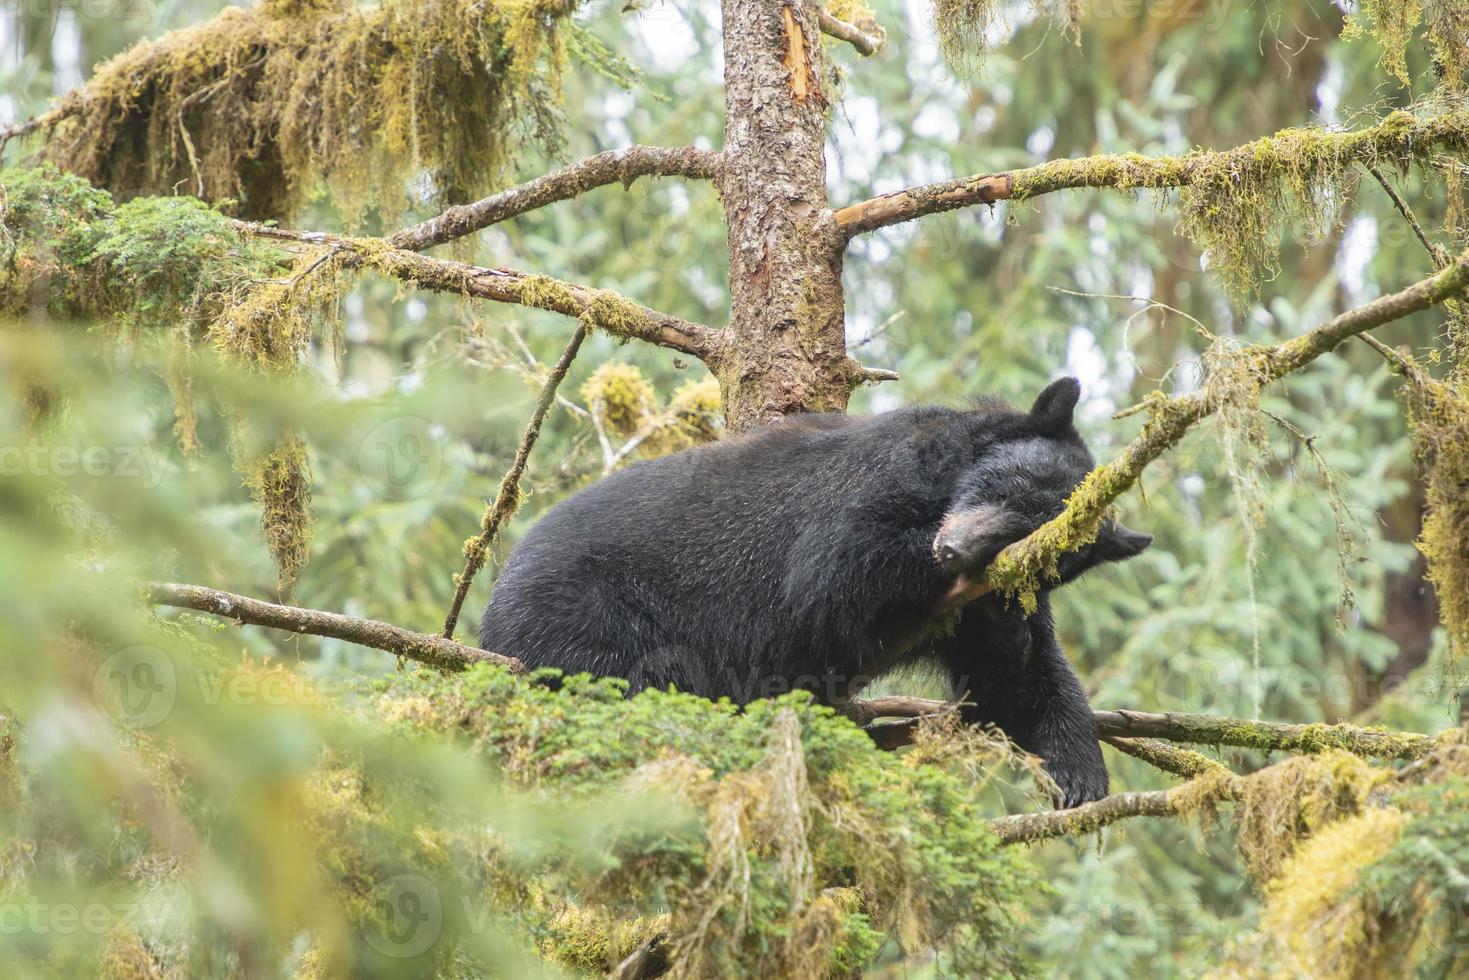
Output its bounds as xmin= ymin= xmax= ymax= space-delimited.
xmin=934 ymin=376 xmax=1152 ymax=585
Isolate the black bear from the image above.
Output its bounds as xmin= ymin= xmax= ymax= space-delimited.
xmin=479 ymin=378 xmax=1151 ymax=806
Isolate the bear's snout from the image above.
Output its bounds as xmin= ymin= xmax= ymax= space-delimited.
xmin=933 ymin=504 xmax=1022 ymax=574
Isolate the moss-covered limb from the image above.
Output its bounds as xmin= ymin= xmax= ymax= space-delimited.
xmin=816 ymin=9 xmax=885 ymax=56
xmin=1093 ymin=710 xmax=1434 ymax=760
xmin=988 ymin=787 xmax=1186 ymax=845
xmin=389 ymin=146 xmax=720 ymax=251
xmin=441 ymin=325 xmax=588 ymax=640
xmin=835 ymin=109 xmax=1469 ymax=239
xmin=39 ymin=0 xmax=583 ymax=223
xmin=236 ymin=221 xmax=718 ymax=357
xmin=1102 ymin=736 xmax=1234 ymax=780
xmin=1362 ymin=336 xmax=1469 ymax=670
xmin=147 ymin=582 xmax=524 ymax=673
xmin=0 ymin=101 xmax=79 ymax=155
xmin=982 ymin=244 xmax=1469 ymax=606
xmin=862 ymin=704 xmax=1434 ymax=760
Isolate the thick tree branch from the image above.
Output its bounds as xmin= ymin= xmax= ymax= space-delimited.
xmin=147 ymin=582 xmax=524 ymax=673
xmin=388 ymin=146 xmax=720 ymax=252
xmin=835 ymin=111 xmax=1469 ymax=238
xmin=236 ymin=222 xmax=719 ymax=359
xmin=816 ymin=10 xmax=884 ymax=56
xmin=973 ymin=244 xmax=1469 ymax=600
xmin=442 ymin=325 xmax=588 ymax=639
xmin=1093 ymin=709 xmax=1434 ymax=759
xmin=854 ymin=697 xmax=1434 ymax=759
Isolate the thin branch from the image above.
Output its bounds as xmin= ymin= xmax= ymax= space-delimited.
xmin=1367 ymin=162 xmax=1448 ymax=269
xmin=389 ymin=146 xmax=720 ymax=252
xmin=146 ymin=582 xmax=523 ymax=673
xmin=835 ymin=111 xmax=1469 ymax=238
xmin=442 ymin=325 xmax=589 ymax=639
xmin=234 ymin=222 xmax=719 ymax=359
xmin=0 ymin=99 xmax=78 ymax=156
xmin=988 ymin=788 xmax=1185 ymax=845
xmin=974 ymin=244 xmax=1469 ymax=600
xmin=816 ymin=9 xmax=885 ymax=56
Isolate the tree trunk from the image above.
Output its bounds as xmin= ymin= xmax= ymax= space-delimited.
xmin=717 ymin=0 xmax=860 ymax=430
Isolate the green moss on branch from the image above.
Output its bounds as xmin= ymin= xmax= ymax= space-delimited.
xmin=39 ymin=0 xmax=585 ymax=225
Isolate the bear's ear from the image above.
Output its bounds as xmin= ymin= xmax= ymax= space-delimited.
xmin=1094 ymin=523 xmax=1153 ymax=564
xmin=1029 ymin=377 xmax=1081 ymax=434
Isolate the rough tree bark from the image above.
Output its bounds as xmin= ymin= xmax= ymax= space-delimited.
xmin=717 ymin=0 xmax=863 ymax=429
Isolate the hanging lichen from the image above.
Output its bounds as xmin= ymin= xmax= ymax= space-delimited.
xmin=1176 ymin=112 xmax=1411 ymax=302
xmin=213 ymin=253 xmax=349 ymax=594
xmin=1394 ymin=364 xmax=1469 ymax=678
xmin=932 ymin=0 xmax=1080 ymax=75
xmin=0 ymin=165 xmax=341 ymax=592
xmin=238 ymin=433 xmax=316 ymax=597
xmin=40 ymin=0 xmax=586 ymax=226
xmin=1344 ymin=0 xmax=1469 ymax=91
xmin=1009 ymin=110 xmax=1469 ymax=303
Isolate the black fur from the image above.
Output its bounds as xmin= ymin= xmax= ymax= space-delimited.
xmin=478 ymin=378 xmax=1151 ymax=806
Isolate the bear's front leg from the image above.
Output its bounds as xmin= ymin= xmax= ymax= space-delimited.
xmin=945 ymin=596 xmax=1109 ymax=808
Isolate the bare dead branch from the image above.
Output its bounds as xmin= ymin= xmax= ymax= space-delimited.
xmin=1367 ymin=162 xmax=1449 ymax=269
xmin=835 ymin=111 xmax=1469 ymax=238
xmin=975 ymin=244 xmax=1469 ymax=600
xmin=234 ymin=222 xmax=720 ymax=359
xmin=147 ymin=582 xmax=523 ymax=673
xmin=816 ymin=9 xmax=885 ymax=56
xmin=389 ymin=146 xmax=720 ymax=252
xmin=843 ymin=694 xmax=955 ymax=725
xmin=442 ymin=325 xmax=589 ymax=639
